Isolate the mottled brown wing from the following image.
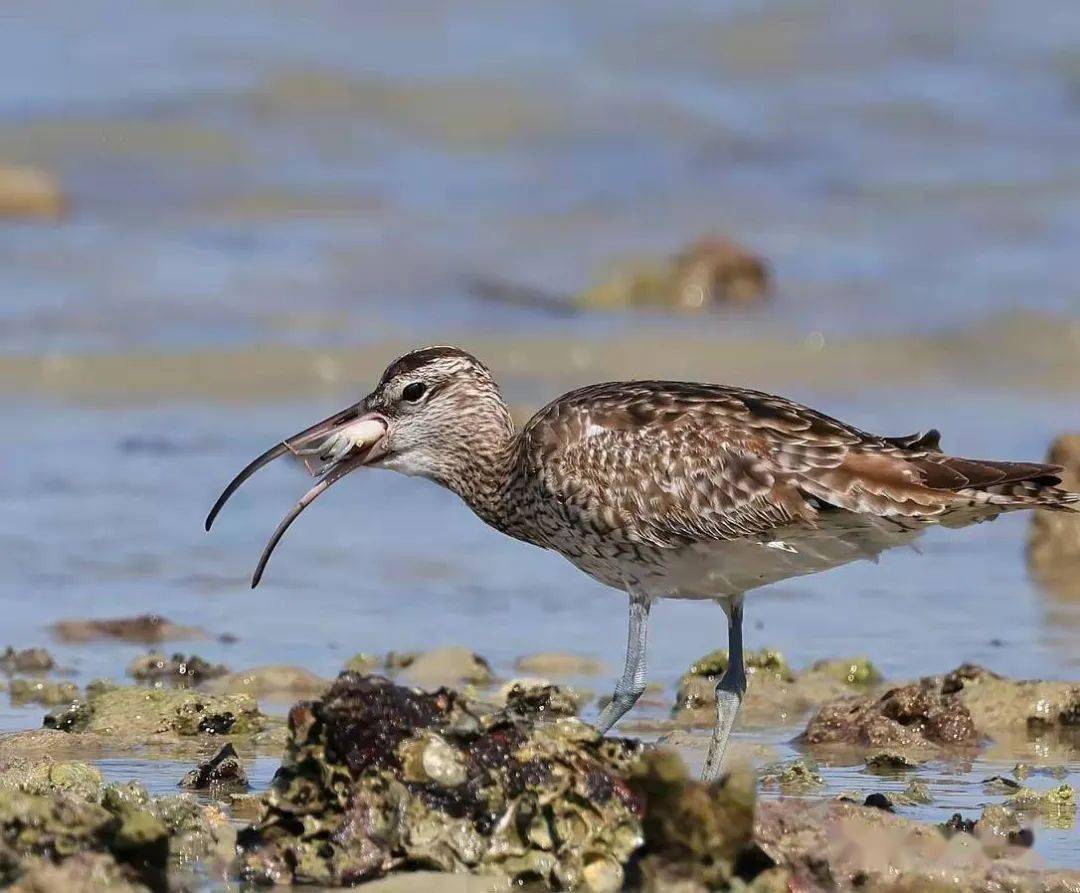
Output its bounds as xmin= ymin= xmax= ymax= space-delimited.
xmin=518 ymin=382 xmax=855 ymax=548
xmin=519 ymin=381 xmax=1072 ymax=548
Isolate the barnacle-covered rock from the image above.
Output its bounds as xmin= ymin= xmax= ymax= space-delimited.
xmin=800 ymin=679 xmax=980 ymax=750
xmin=0 ymin=647 xmax=55 ymax=675
xmin=6 ymin=850 xmax=150 ymax=892
xmin=758 ymin=759 xmax=824 ymax=792
xmin=1005 ymin=783 xmax=1076 ymax=826
xmin=0 ymin=759 xmax=102 ymax=802
xmin=205 ymin=664 xmax=329 ymax=698
xmin=238 ymin=672 xmax=643 ymax=886
xmin=343 ymin=653 xmax=379 ymax=674
xmin=895 ymin=780 xmax=933 ymax=805
xmin=675 ymin=648 xmax=791 ymax=715
xmin=808 ymin=657 xmax=882 ymax=688
xmin=179 ymin=743 xmax=248 ymax=794
xmin=0 ymin=787 xmax=167 ymax=890
xmin=753 ymin=798 xmax=1077 ymax=891
xmin=238 ymin=672 xmax=758 ymax=889
xmin=9 ymin=679 xmax=79 ymax=706
xmin=673 ymin=648 xmax=865 ymax=728
xmin=126 ymin=653 xmax=228 ymax=688
xmin=494 ymin=680 xmax=586 ymax=718
xmin=43 ymin=686 xmax=265 ymax=740
xmin=628 ymin=749 xmax=756 ymax=892
xmin=865 ymin=750 xmax=922 ymax=774
xmin=938 ymin=663 xmax=1080 ymax=733
xmin=101 ymin=781 xmax=236 ymax=868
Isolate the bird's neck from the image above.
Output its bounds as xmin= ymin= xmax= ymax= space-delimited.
xmin=441 ymin=402 xmax=524 ymax=537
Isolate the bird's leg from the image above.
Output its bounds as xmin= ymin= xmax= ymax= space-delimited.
xmin=595 ymin=588 xmax=652 ymax=734
xmin=701 ymin=594 xmax=746 ymax=782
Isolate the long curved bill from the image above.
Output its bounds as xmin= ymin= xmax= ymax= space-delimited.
xmin=204 ymin=403 xmax=388 ymax=587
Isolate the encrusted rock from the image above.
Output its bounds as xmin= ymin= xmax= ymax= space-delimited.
xmin=576 ymin=235 xmax=769 ymax=313
xmin=343 ymin=653 xmax=379 ymax=674
xmin=495 ymin=681 xmax=586 ymax=718
xmin=809 ymin=657 xmax=882 ymax=688
xmin=0 ymin=759 xmax=102 ymax=802
xmin=9 ymin=680 xmax=78 ymax=706
xmin=800 ymin=680 xmax=979 ymax=749
xmin=102 ymin=781 xmax=236 ymax=870
xmin=674 ymin=648 xmax=876 ymax=728
xmin=514 ymin=653 xmax=607 ymax=677
xmin=238 ymin=673 xmax=758 ymax=889
xmin=1005 ymin=783 xmax=1076 ymax=822
xmin=179 ymin=744 xmax=249 ymax=794
xmin=939 ymin=663 xmax=1080 ymax=733
xmin=758 ymin=759 xmax=824 ymax=792
xmin=628 ymin=749 xmax=756 ymax=892
xmin=0 ymin=787 xmax=167 ymax=890
xmin=44 ymin=686 xmax=265 ymax=740
xmin=754 ymin=797 xmax=1077 ymax=891
xmin=1027 ymin=434 xmax=1080 ymax=593
xmin=895 ymin=780 xmax=932 ymax=805
xmin=6 ymin=851 xmax=150 ymax=891
xmin=0 ymin=648 xmax=54 ymax=675
xmin=126 ymin=653 xmax=227 ymax=688
xmin=396 ymin=647 xmax=493 ymax=687
xmin=204 ymin=665 xmax=328 ymax=698
xmin=865 ymin=750 xmax=922 ymax=774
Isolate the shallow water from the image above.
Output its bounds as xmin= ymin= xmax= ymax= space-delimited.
xmin=2 ymin=0 xmax=1080 ymax=880
xmin=3 ymin=1 xmax=1080 ymax=356
xmin=2 ymin=383 xmax=1079 ymax=868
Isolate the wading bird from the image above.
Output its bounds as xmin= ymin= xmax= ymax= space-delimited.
xmin=206 ymin=346 xmax=1079 ymax=779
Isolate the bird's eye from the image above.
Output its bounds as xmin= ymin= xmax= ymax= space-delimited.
xmin=401 ymin=382 xmax=427 ymax=402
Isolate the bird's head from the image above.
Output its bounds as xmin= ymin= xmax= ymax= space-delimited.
xmin=205 ymin=345 xmax=513 ymax=586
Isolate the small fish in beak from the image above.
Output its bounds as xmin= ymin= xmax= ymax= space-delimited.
xmin=205 ymin=405 xmax=388 ymax=587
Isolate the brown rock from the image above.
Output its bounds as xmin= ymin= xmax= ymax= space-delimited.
xmin=575 ymin=234 xmax=770 ymax=314
xmin=752 ymin=798 xmax=1080 ymax=891
xmin=0 ymin=648 xmax=55 ymax=675
xmin=941 ymin=663 xmax=1080 ymax=733
xmin=801 ymin=681 xmax=979 ymax=749
xmin=673 ymin=648 xmax=862 ymax=729
xmin=50 ymin=615 xmax=204 ymax=644
xmin=179 ymin=743 xmax=249 ymax=794
xmin=1027 ymin=434 xmax=1080 ymax=595
xmin=514 ymin=652 xmax=607 ymax=677
xmin=397 ymin=647 xmax=493 ymax=688
xmin=670 ymin=236 xmax=770 ymax=308
xmin=126 ymin=653 xmax=227 ymax=687
xmin=204 ymin=665 xmax=329 ymax=698
xmin=238 ymin=673 xmax=760 ymax=890
xmin=0 ymin=165 xmax=65 ymax=220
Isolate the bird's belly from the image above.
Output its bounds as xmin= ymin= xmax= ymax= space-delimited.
xmin=561 ymin=513 xmax=927 ymax=599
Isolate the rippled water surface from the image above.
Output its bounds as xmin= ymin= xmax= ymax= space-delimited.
xmin=2 ymin=0 xmax=1079 ymax=879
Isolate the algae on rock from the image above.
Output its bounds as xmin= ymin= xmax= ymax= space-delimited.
xmin=0 ymin=787 xmax=167 ymax=891
xmin=238 ymin=673 xmax=759 ymax=890
xmin=44 ymin=686 xmax=266 ymax=740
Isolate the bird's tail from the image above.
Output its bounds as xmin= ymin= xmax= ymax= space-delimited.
xmin=933 ymin=457 xmax=1080 ymax=512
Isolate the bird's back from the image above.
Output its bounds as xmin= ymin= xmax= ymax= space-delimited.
xmin=503 ymin=380 xmax=1076 ymax=595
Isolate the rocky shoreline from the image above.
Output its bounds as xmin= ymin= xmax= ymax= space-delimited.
xmin=0 ymin=632 xmax=1074 ymax=891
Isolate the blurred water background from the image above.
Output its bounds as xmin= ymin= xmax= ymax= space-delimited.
xmin=1 ymin=0 xmax=1079 ymax=869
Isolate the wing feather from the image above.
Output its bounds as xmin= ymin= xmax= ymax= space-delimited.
xmin=518 ymin=381 xmax=1075 ymax=548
